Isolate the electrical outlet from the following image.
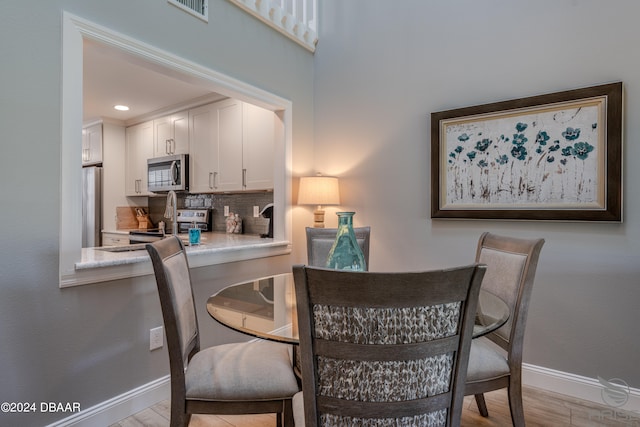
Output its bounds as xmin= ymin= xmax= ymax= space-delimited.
xmin=253 ymin=206 xmax=260 ymax=217
xmin=224 ymin=205 xmax=230 ymax=216
xmin=150 ymin=326 xmax=164 ymax=351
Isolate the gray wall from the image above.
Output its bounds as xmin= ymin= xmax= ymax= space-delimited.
xmin=314 ymin=0 xmax=640 ymax=388
xmin=0 ymin=1 xmax=313 ymax=425
xmin=2 ymin=1 xmax=640 ymax=425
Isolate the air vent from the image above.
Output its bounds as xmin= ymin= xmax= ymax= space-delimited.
xmin=168 ymin=0 xmax=208 ymax=22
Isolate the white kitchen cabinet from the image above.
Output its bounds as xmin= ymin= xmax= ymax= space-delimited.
xmin=189 ymin=99 xmax=274 ymax=193
xmin=82 ymin=122 xmax=103 ymax=166
xmin=102 ymin=232 xmax=129 ymax=246
xmin=208 ymin=305 xmax=274 ymax=332
xmin=242 ymin=103 xmax=275 ymax=190
xmin=189 ymin=102 xmax=219 ymax=193
xmin=217 ymin=99 xmax=244 ymax=191
xmin=208 ymin=305 xmax=243 ymax=326
xmin=243 ymin=312 xmax=274 ymax=332
xmin=189 ymin=99 xmax=242 ymax=192
xmin=125 ymin=121 xmax=154 ymax=196
xmin=154 ymin=111 xmax=189 ymax=156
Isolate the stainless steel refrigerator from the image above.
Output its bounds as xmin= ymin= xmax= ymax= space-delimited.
xmin=82 ymin=166 xmax=102 ymax=247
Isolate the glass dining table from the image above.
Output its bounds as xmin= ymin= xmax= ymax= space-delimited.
xmin=206 ymin=272 xmax=509 ymax=344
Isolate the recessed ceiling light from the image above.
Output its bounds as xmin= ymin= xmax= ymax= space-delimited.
xmin=114 ymin=105 xmax=130 ymax=111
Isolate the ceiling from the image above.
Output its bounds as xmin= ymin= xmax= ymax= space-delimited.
xmin=83 ymin=39 xmax=224 ymax=124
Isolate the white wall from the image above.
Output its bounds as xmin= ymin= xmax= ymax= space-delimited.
xmin=314 ymin=0 xmax=640 ymax=390
xmin=0 ymin=1 xmax=314 ymax=425
xmin=101 ymin=122 xmax=127 ymax=232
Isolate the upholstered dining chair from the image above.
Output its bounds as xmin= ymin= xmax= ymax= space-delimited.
xmin=146 ymin=236 xmax=299 ymax=427
xmin=305 ymin=226 xmax=371 ymax=269
xmin=465 ymin=232 xmax=545 ymax=427
xmin=291 ymin=263 xmax=487 ymax=427
xmin=301 ymin=225 xmax=373 ymax=381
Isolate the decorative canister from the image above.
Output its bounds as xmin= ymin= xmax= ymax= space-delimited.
xmin=226 ymin=213 xmax=236 ymax=234
xmin=326 ymin=212 xmax=366 ymax=271
xmin=233 ymin=213 xmax=242 ymax=234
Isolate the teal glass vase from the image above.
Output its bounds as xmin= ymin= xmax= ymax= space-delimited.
xmin=326 ymin=212 xmax=367 ymax=271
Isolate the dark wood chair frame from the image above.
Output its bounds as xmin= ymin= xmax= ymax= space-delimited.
xmin=147 ymin=236 xmax=294 ymax=427
xmin=297 ymin=227 xmax=371 ymax=381
xmin=293 ymin=264 xmax=487 ymax=427
xmin=305 ymin=226 xmax=371 ymax=269
xmin=465 ymin=232 xmax=545 ymax=427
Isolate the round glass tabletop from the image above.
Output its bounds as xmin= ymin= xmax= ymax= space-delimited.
xmin=207 ymin=272 xmax=509 ymax=344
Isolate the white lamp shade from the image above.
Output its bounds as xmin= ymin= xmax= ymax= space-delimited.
xmin=297 ymin=176 xmax=340 ymax=206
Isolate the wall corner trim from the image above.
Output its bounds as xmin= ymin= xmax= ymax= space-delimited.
xmin=44 ymin=376 xmax=170 ymax=427
xmin=523 ymin=363 xmax=640 ymax=414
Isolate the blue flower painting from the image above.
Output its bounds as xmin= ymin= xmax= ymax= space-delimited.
xmin=443 ymin=102 xmax=601 ymax=207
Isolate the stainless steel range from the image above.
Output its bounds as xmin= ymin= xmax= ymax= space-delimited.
xmin=128 ymin=209 xmax=211 ymax=244
xmin=176 ymin=209 xmax=211 ymax=234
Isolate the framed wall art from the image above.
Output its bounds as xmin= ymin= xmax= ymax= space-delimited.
xmin=431 ymin=82 xmax=622 ymax=221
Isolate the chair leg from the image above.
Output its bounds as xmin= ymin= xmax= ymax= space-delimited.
xmin=508 ymin=382 xmax=525 ymax=427
xmin=276 ymin=411 xmax=282 ymax=427
xmin=474 ymin=393 xmax=489 ymax=417
xmin=282 ymin=398 xmax=294 ymax=427
xmin=170 ymin=395 xmax=190 ymax=427
xmin=170 ymin=411 xmax=190 ymax=427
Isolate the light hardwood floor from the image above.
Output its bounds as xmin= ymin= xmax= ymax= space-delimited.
xmin=111 ymin=386 xmax=639 ymax=426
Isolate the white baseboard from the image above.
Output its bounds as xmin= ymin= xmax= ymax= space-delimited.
xmin=523 ymin=363 xmax=640 ymax=414
xmin=46 ymin=365 xmax=640 ymax=426
xmin=45 ymin=375 xmax=170 ymax=427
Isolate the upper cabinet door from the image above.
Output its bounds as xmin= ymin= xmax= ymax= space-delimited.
xmin=242 ymin=103 xmax=275 ymax=191
xmin=125 ymin=121 xmax=154 ymax=196
xmin=82 ymin=123 xmax=103 ymax=166
xmin=189 ymin=99 xmax=243 ymax=193
xmin=153 ymin=111 xmax=189 ymax=156
xmin=215 ymin=99 xmax=244 ymax=191
xmin=189 ymin=103 xmax=218 ymax=193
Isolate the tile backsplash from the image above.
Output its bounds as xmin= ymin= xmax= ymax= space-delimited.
xmin=148 ymin=192 xmax=274 ymax=236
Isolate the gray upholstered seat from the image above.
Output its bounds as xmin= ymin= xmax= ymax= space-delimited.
xmin=292 ymin=264 xmax=486 ymax=427
xmin=466 ymin=337 xmax=509 ymax=382
xmin=185 ymin=340 xmax=297 ymax=400
xmin=305 ymin=226 xmax=370 ymax=269
xmin=146 ymin=236 xmax=299 ymax=427
xmin=464 ymin=232 xmax=545 ymax=427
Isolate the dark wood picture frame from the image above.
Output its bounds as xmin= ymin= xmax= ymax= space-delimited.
xmin=431 ymin=82 xmax=622 ymax=221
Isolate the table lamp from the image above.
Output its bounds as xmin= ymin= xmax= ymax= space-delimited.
xmin=297 ymin=175 xmax=340 ymax=228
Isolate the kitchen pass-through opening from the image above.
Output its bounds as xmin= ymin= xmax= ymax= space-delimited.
xmin=61 ymin=12 xmax=292 ymax=287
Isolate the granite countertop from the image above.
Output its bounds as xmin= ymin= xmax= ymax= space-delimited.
xmin=77 ymin=232 xmax=286 ymax=270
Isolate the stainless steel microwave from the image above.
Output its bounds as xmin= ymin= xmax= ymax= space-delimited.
xmin=147 ymin=154 xmax=189 ymax=192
